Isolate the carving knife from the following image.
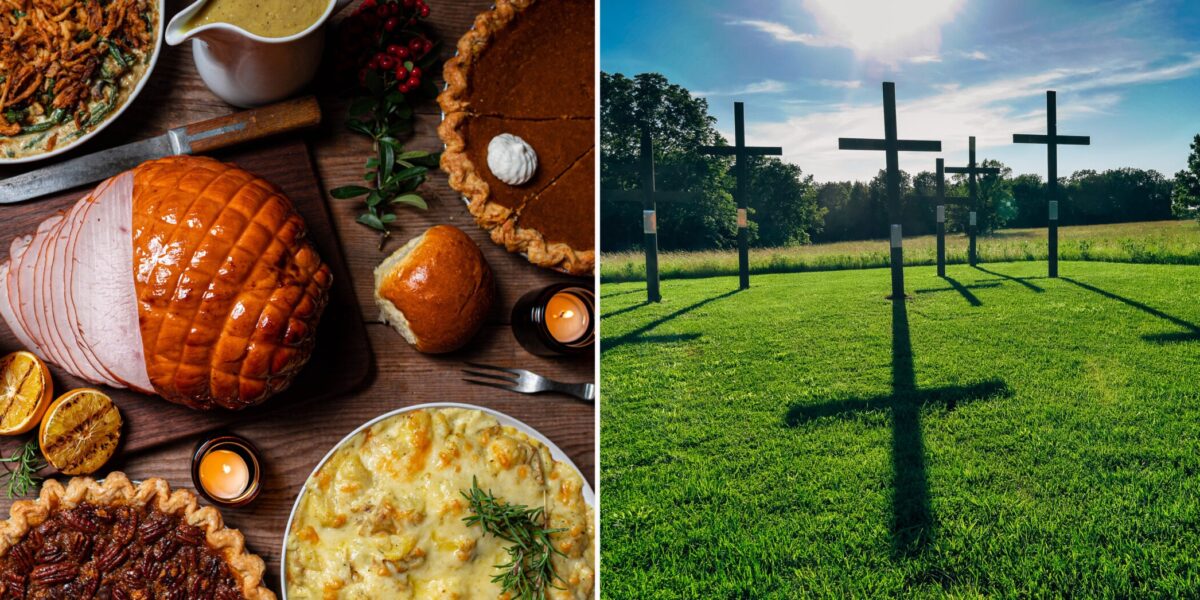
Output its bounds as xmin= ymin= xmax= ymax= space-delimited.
xmin=0 ymin=95 xmax=321 ymax=204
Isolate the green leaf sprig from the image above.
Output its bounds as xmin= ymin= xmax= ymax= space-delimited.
xmin=0 ymin=439 xmax=45 ymax=498
xmin=329 ymin=14 xmax=442 ymax=249
xmin=462 ymin=477 xmax=567 ymax=600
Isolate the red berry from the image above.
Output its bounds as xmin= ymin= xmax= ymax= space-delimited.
xmin=419 ymin=5 xmax=429 ymax=17
xmin=358 ymin=67 xmax=369 ymax=85
xmin=375 ymin=5 xmax=388 ymax=17
xmin=378 ymin=56 xmax=395 ymax=70
xmin=367 ymin=56 xmax=381 ymax=69
xmin=409 ymin=66 xmax=422 ymax=78
xmin=395 ymin=46 xmax=410 ymax=59
xmin=386 ymin=43 xmax=403 ymax=56
xmin=407 ymin=75 xmax=420 ymax=87
xmin=362 ymin=0 xmax=377 ymax=8
xmin=408 ymin=37 xmax=423 ymax=52
xmin=422 ymin=39 xmax=433 ymax=53
xmin=403 ymin=0 xmax=415 ymax=7
xmin=384 ymin=16 xmax=399 ymax=31
xmin=398 ymin=82 xmax=411 ymax=93
xmin=394 ymin=66 xmax=408 ymax=80
xmin=390 ymin=3 xmax=401 ymax=15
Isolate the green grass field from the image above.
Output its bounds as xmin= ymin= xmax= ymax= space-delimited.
xmin=600 ymin=220 xmax=1200 ymax=283
xmin=600 ymin=261 xmax=1200 ymax=597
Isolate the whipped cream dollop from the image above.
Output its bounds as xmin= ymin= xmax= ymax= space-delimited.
xmin=487 ymin=133 xmax=538 ymax=186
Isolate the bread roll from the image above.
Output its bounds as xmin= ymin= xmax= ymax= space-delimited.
xmin=374 ymin=225 xmax=495 ymax=353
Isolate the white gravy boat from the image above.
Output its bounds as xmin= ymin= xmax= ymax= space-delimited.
xmin=166 ymin=0 xmax=353 ymax=107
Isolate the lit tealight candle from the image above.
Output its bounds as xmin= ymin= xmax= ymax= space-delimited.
xmin=511 ymin=284 xmax=595 ymax=356
xmin=545 ymin=291 xmax=590 ymax=344
xmin=199 ymin=449 xmax=250 ymax=500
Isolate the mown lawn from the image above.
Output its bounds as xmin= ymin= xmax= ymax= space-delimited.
xmin=600 ymin=261 xmax=1200 ymax=598
xmin=600 ymin=220 xmax=1200 ymax=282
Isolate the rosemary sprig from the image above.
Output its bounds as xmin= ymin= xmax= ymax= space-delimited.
xmin=462 ymin=477 xmax=567 ymax=600
xmin=0 ymin=439 xmax=45 ymax=498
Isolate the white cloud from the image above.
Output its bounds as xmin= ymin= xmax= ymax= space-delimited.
xmin=910 ymin=54 xmax=943 ymax=64
xmin=742 ymin=54 xmax=1200 ymax=181
xmin=962 ymin=50 xmax=989 ymax=61
xmin=692 ymin=79 xmax=788 ymax=97
xmin=729 ymin=0 xmax=964 ymax=68
xmin=726 ymin=19 xmax=837 ymax=47
xmin=816 ymin=79 xmax=863 ymax=89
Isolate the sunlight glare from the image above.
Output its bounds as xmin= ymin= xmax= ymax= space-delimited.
xmin=802 ymin=0 xmax=965 ymax=63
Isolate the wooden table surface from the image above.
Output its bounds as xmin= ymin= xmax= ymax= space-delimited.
xmin=0 ymin=0 xmax=595 ymax=591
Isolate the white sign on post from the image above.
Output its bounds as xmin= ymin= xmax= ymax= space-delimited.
xmin=1049 ymin=200 xmax=1059 ymax=221
xmin=643 ymin=210 xmax=657 ymax=234
xmin=969 ymin=211 xmax=977 ymax=226
xmin=737 ymin=208 xmax=747 ymax=228
xmin=890 ymin=224 xmax=902 ymax=249
xmin=936 ymin=205 xmax=945 ymax=223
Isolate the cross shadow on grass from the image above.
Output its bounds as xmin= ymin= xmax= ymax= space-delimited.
xmin=785 ymin=299 xmax=1012 ymax=556
xmin=601 ymin=288 xmax=643 ymax=300
xmin=1060 ymin=277 xmax=1200 ymax=343
xmin=601 ymin=288 xmax=742 ymax=354
xmin=602 ymin=302 xmax=651 ymax=320
xmin=914 ymin=279 xmax=999 ymax=307
xmin=972 ymin=265 xmax=1046 ymax=293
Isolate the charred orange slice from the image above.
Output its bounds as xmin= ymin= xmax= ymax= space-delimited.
xmin=0 ymin=351 xmax=53 ymax=435
xmin=39 ymin=388 xmax=121 ymax=475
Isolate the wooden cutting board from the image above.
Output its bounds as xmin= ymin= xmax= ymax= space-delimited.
xmin=0 ymin=137 xmax=371 ymax=459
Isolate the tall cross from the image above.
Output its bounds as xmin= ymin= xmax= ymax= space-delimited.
xmin=839 ymin=82 xmax=941 ymax=300
xmin=603 ymin=124 xmax=702 ymax=303
xmin=915 ymin=159 xmax=968 ymax=277
xmin=700 ymin=102 xmax=782 ymax=291
xmin=944 ymin=136 xmax=1000 ymax=267
xmin=1013 ymin=91 xmax=1090 ymax=278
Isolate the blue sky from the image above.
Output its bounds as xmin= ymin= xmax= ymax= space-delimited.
xmin=601 ymin=0 xmax=1200 ymax=182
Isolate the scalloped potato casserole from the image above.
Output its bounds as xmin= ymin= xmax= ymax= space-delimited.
xmin=284 ymin=408 xmax=595 ymax=599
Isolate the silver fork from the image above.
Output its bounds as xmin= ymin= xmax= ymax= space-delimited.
xmin=462 ymin=363 xmax=595 ymax=403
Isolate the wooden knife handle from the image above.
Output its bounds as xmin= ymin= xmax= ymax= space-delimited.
xmin=183 ymin=96 xmax=322 ymax=154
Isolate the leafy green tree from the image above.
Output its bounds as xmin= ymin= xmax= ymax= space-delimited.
xmin=1066 ymin=168 xmax=1172 ymax=224
xmin=945 ymin=159 xmax=1012 ymax=233
xmin=746 ymin=157 xmax=821 ymax=246
xmin=1171 ymin=134 xmax=1200 ymax=221
xmin=1009 ymin=174 xmax=1046 ymax=228
xmin=600 ymin=72 xmax=733 ymax=251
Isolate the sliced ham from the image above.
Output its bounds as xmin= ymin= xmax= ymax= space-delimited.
xmin=0 ymin=157 xmax=331 ymax=410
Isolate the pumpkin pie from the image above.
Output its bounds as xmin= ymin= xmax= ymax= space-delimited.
xmin=438 ymin=0 xmax=595 ymax=275
xmin=0 ymin=472 xmax=274 ymax=599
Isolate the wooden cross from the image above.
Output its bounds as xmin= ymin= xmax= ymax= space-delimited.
xmin=700 ymin=102 xmax=782 ymax=291
xmin=918 ymin=158 xmax=970 ymax=277
xmin=1013 ymin=91 xmax=1090 ymax=278
xmin=945 ymin=136 xmax=1001 ymax=268
xmin=603 ymin=124 xmax=702 ymax=303
xmin=840 ymin=82 xmax=941 ymax=300
xmin=786 ymin=300 xmax=1010 ymax=553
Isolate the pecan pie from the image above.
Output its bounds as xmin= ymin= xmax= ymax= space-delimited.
xmin=0 ymin=472 xmax=274 ymax=599
xmin=438 ymin=0 xmax=595 ymax=276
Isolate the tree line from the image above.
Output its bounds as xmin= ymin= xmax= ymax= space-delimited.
xmin=601 ymin=71 xmax=1199 ymax=252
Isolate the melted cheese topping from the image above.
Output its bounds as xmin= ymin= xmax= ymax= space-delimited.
xmin=285 ymin=408 xmax=595 ymax=599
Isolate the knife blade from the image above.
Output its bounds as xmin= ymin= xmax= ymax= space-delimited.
xmin=0 ymin=95 xmax=321 ymax=204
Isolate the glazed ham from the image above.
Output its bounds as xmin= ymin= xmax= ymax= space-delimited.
xmin=0 ymin=156 xmax=332 ymax=410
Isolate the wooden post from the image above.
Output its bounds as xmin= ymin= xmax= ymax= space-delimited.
xmin=945 ymin=136 xmax=999 ymax=268
xmin=838 ymin=83 xmax=941 ymax=299
xmin=936 ymin=158 xmax=946 ymax=278
xmin=603 ymin=124 xmax=703 ymax=303
xmin=1013 ymin=91 xmax=1090 ymax=278
xmin=890 ymin=224 xmax=905 ymax=300
xmin=700 ymin=102 xmax=782 ymax=290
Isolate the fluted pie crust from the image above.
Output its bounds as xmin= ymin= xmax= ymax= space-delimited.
xmin=0 ymin=472 xmax=274 ymax=600
xmin=439 ymin=0 xmax=595 ymax=276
